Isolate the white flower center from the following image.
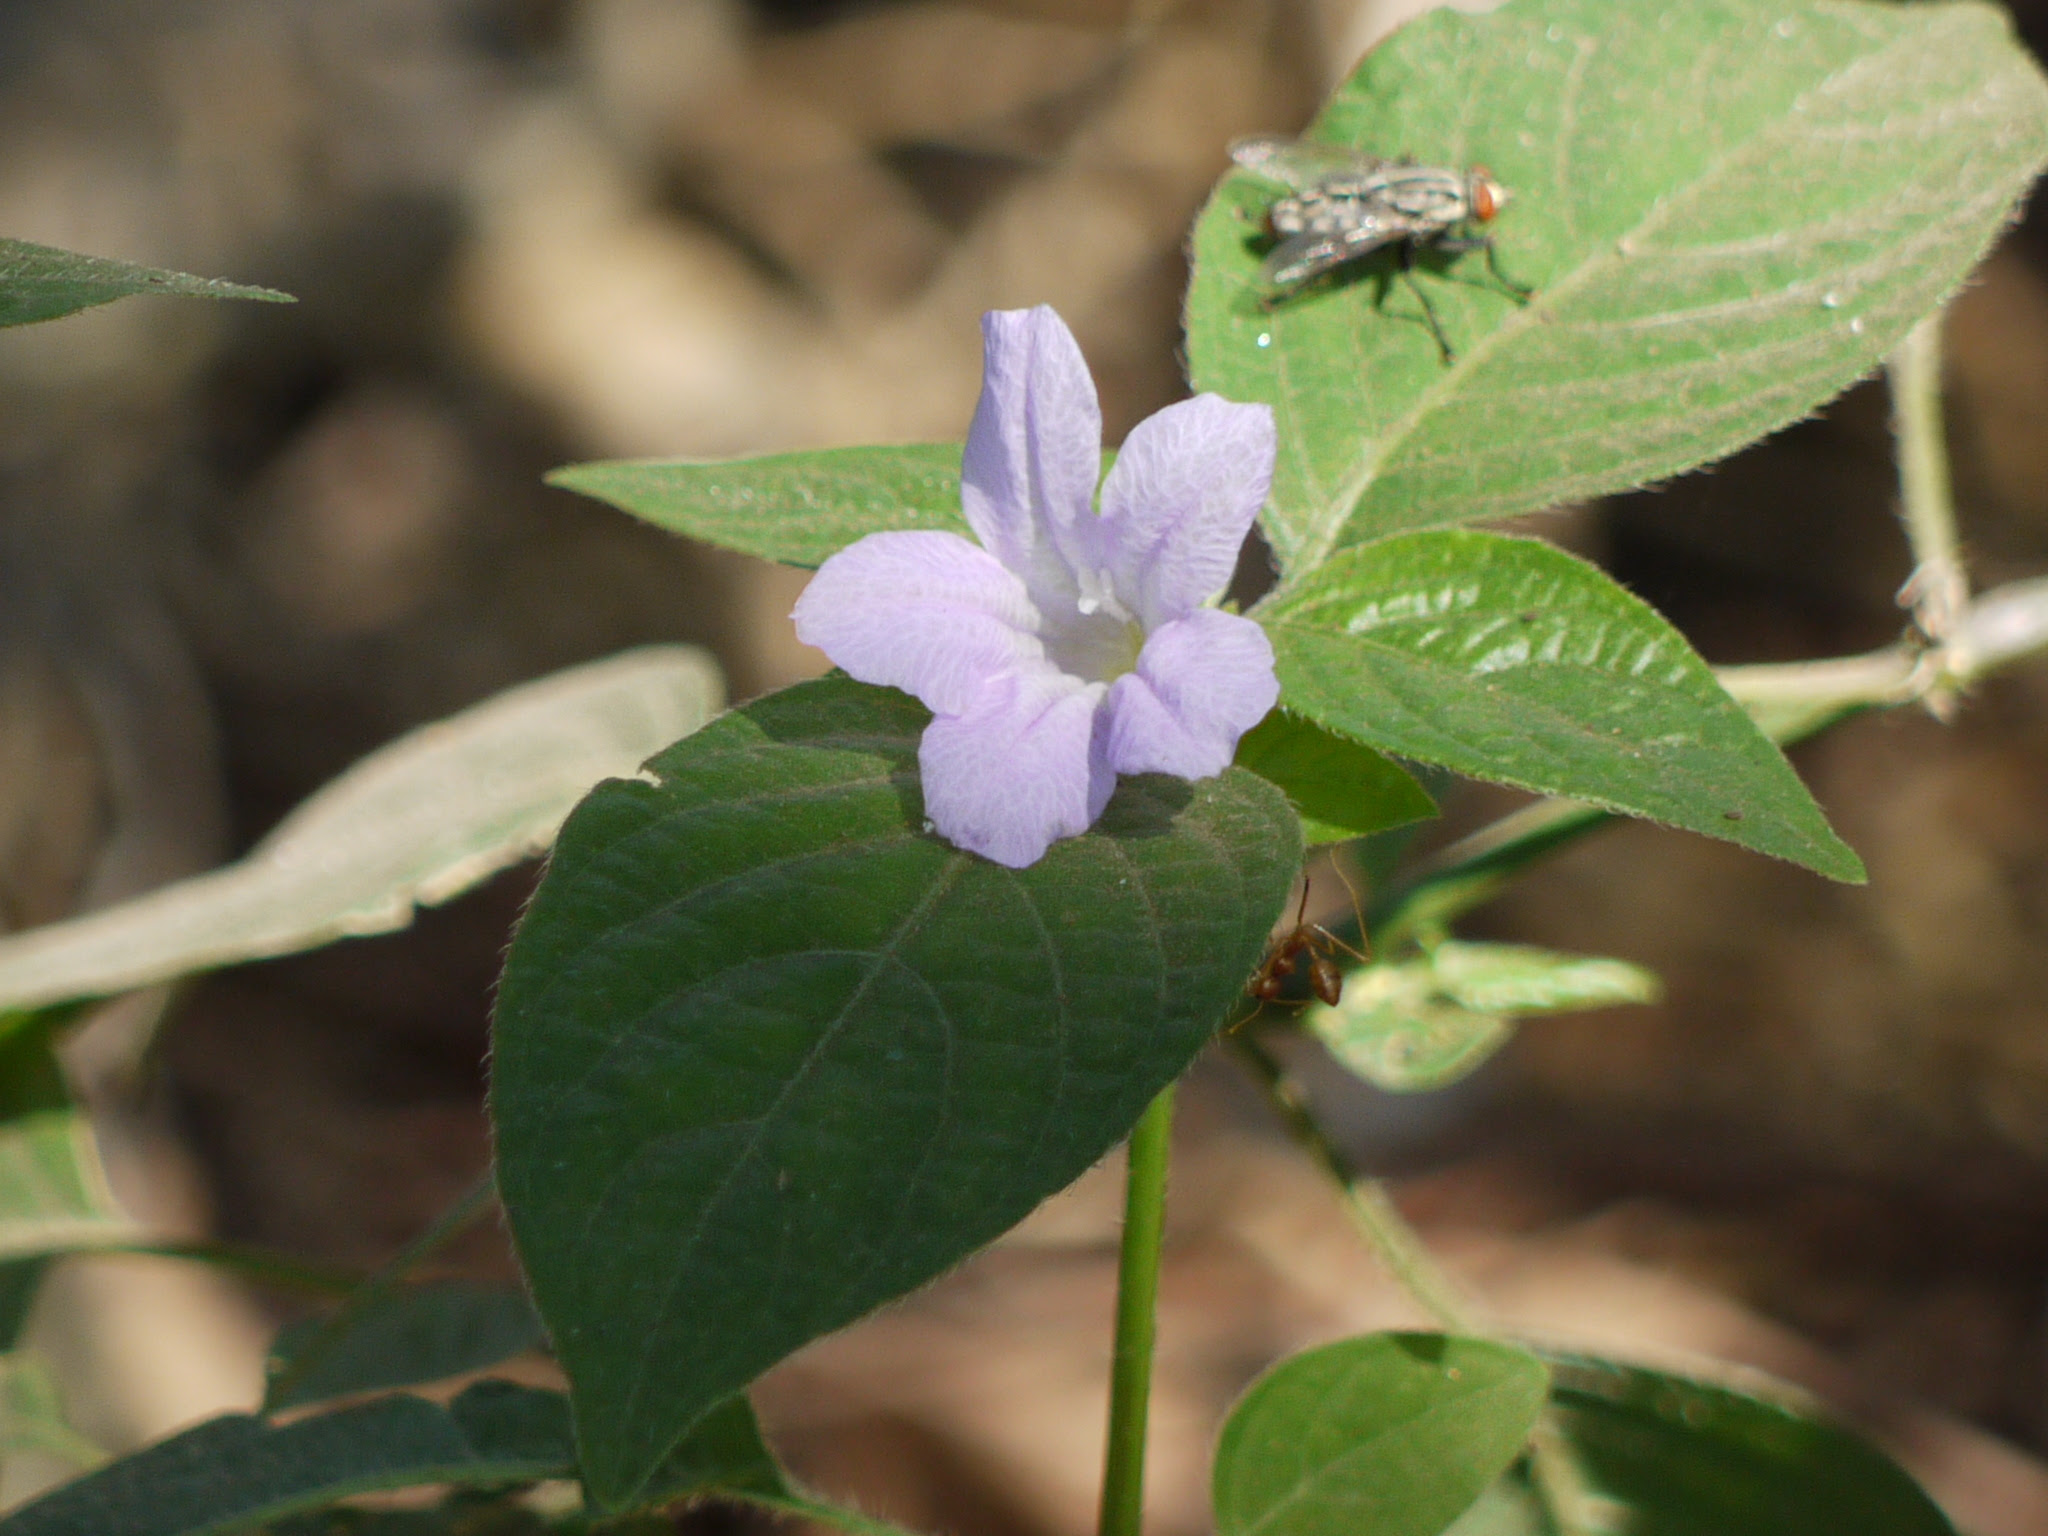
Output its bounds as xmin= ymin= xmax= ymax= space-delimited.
xmin=1041 ymin=595 xmax=1144 ymax=684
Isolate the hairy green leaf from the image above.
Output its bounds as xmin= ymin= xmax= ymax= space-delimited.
xmin=493 ymin=676 xmax=1298 ymax=1508
xmin=549 ymin=446 xmax=971 ymax=568
xmin=0 ymin=239 xmax=290 ymax=328
xmin=1259 ymin=530 xmax=1862 ymax=880
xmin=1214 ymin=1333 xmax=1548 ymax=1536
xmin=1188 ymin=0 xmax=2048 ymax=569
xmin=1233 ymin=709 xmax=1436 ymax=845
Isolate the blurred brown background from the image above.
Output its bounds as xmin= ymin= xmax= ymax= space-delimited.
xmin=10 ymin=0 xmax=2048 ymax=1529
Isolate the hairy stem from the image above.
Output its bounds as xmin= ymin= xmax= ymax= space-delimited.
xmin=1227 ymin=1034 xmax=1600 ymax=1536
xmin=1887 ymin=310 xmax=1967 ymax=655
xmin=1099 ymin=1085 xmax=1175 ymax=1536
xmin=1226 ymin=1035 xmax=1475 ymax=1330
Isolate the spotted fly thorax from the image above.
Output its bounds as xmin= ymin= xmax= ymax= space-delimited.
xmin=1228 ymin=135 xmax=1529 ymax=361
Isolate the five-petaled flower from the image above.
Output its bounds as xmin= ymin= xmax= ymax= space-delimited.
xmin=793 ymin=305 xmax=1280 ymax=868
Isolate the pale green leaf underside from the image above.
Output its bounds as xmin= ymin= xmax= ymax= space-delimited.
xmin=1188 ymin=0 xmax=2048 ymax=570
xmin=1259 ymin=530 xmax=1864 ymax=880
xmin=1307 ymin=941 xmax=1657 ymax=1092
xmin=0 ymin=647 xmax=722 ymax=1013
xmin=0 ymin=239 xmax=291 ymax=328
xmin=549 ymin=445 xmax=971 ymax=568
xmin=1213 ymin=1333 xmax=1549 ymax=1536
xmin=493 ymin=676 xmax=1298 ymax=1509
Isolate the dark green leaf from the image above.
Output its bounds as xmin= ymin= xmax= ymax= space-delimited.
xmin=0 ymin=1383 xmax=574 ymax=1536
xmin=547 ymin=445 xmax=971 ymax=568
xmin=0 ymin=1385 xmax=792 ymax=1536
xmin=493 ymin=675 xmax=1299 ymax=1508
xmin=1214 ymin=1333 xmax=1549 ymax=1536
xmin=0 ymin=239 xmax=290 ymax=329
xmin=1454 ymin=1355 xmax=1957 ymax=1536
xmin=1233 ymin=710 xmax=1436 ymax=845
xmin=264 ymin=1283 xmax=549 ymax=1412
xmin=1259 ymin=530 xmax=1863 ymax=880
xmin=1187 ymin=0 xmax=2048 ymax=569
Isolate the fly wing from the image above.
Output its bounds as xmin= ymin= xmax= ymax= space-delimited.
xmin=1259 ymin=204 xmax=1407 ymax=288
xmin=1230 ymin=135 xmax=1385 ymax=192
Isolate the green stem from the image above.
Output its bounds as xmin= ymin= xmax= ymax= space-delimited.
xmin=1227 ymin=1034 xmax=1601 ymax=1536
xmin=1226 ymin=1036 xmax=1475 ymax=1330
xmin=1098 ymin=1085 xmax=1175 ymax=1536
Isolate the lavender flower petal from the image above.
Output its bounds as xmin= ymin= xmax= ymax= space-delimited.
xmin=1097 ymin=394 xmax=1275 ymax=628
xmin=920 ymin=670 xmax=1113 ymax=868
xmin=1103 ymin=609 xmax=1279 ymax=779
xmin=792 ymin=530 xmax=1042 ymax=716
xmin=960 ymin=307 xmax=1103 ymax=609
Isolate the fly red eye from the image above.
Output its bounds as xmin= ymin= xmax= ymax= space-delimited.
xmin=1471 ymin=175 xmax=1500 ymax=222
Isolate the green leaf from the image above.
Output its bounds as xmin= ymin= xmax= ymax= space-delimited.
xmin=493 ymin=675 xmax=1299 ymax=1508
xmin=0 ymin=1383 xmax=574 ymax=1536
xmin=548 ymin=445 xmax=972 ymax=569
xmin=1454 ymin=1355 xmax=1957 ymax=1536
xmin=0 ymin=1386 xmax=793 ymax=1536
xmin=1307 ymin=942 xmax=1657 ymax=1092
xmin=263 ymin=1283 xmax=549 ymax=1413
xmin=1214 ymin=1333 xmax=1549 ymax=1536
xmin=0 ymin=648 xmax=722 ymax=1013
xmin=0 ymin=1353 xmax=102 ymax=1470
xmin=0 ymin=239 xmax=291 ymax=329
xmin=1309 ymin=978 xmax=1513 ymax=1094
xmin=1428 ymin=942 xmax=1658 ymax=1015
xmin=1233 ymin=710 xmax=1436 ymax=845
xmin=0 ymin=1013 xmax=138 ymax=1261
xmin=1186 ymin=0 xmax=2048 ymax=570
xmin=1259 ymin=530 xmax=1863 ymax=881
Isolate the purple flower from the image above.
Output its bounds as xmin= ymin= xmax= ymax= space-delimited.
xmin=793 ymin=306 xmax=1280 ymax=868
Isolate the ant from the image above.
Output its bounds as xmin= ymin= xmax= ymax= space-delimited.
xmin=1248 ymin=872 xmax=1370 ymax=1008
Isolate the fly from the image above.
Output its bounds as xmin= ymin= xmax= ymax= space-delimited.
xmin=1229 ymin=136 xmax=1531 ymax=362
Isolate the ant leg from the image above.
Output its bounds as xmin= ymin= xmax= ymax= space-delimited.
xmin=1321 ymin=859 xmax=1373 ymax=965
xmin=1397 ymin=245 xmax=1457 ymax=365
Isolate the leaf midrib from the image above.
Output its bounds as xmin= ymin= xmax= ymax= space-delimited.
xmin=1285 ymin=8 xmax=1929 ymax=575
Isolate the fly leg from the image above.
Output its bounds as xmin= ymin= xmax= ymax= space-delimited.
xmin=1396 ymin=242 xmax=1458 ymax=365
xmin=1436 ymin=230 xmax=1533 ymax=302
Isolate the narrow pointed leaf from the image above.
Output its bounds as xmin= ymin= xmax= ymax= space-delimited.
xmin=0 ymin=648 xmax=722 ymax=1012
xmin=1258 ymin=530 xmax=1863 ymax=880
xmin=0 ymin=1386 xmax=792 ymax=1536
xmin=1214 ymin=1333 xmax=1549 ymax=1536
xmin=1187 ymin=0 xmax=2048 ymax=570
xmin=0 ymin=239 xmax=290 ymax=328
xmin=548 ymin=446 xmax=972 ymax=568
xmin=1233 ymin=709 xmax=1436 ymax=845
xmin=492 ymin=676 xmax=1298 ymax=1508
xmin=0 ymin=1384 xmax=575 ymax=1536
xmin=263 ymin=1283 xmax=549 ymax=1412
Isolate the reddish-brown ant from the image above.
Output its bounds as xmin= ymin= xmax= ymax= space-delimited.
xmin=1248 ymin=874 xmax=1370 ymax=1008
